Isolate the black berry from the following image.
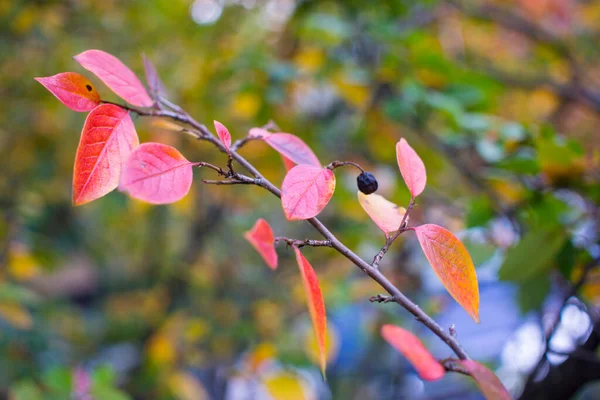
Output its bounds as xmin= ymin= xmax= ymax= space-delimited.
xmin=357 ymin=171 xmax=378 ymax=194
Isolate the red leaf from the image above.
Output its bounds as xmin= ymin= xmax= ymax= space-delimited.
xmin=294 ymin=247 xmax=327 ymax=376
xmin=458 ymin=360 xmax=511 ymax=400
xmin=243 ymin=219 xmax=277 ymax=269
xmin=265 ymin=133 xmax=321 ymax=167
xmin=281 ymin=155 xmax=296 ymax=172
xmin=142 ymin=54 xmax=167 ymax=100
xmin=413 ymin=224 xmax=480 ymax=323
xmin=73 ymin=104 xmax=139 ymax=206
xmin=380 ymin=324 xmax=445 ymax=381
xmin=281 ymin=165 xmax=336 ymax=220
xmin=396 ymin=138 xmax=427 ymax=198
xmin=214 ymin=120 xmax=232 ymax=154
xmin=74 ymin=49 xmax=153 ymax=107
xmin=35 ymin=72 xmax=101 ymax=112
xmin=357 ymin=191 xmax=407 ymax=237
xmin=119 ymin=143 xmax=194 ymax=204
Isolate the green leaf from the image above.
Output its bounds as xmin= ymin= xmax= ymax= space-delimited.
xmin=42 ymin=366 xmax=72 ymax=394
xmin=464 ymin=239 xmax=496 ymax=267
xmin=465 ymin=196 xmax=495 ymax=228
xmin=9 ymin=381 xmax=43 ymax=400
xmin=91 ymin=387 xmax=131 ymax=400
xmin=92 ymin=365 xmax=117 ymax=388
xmin=517 ymin=275 xmax=551 ymax=313
xmin=499 ymin=228 xmax=566 ymax=282
xmin=495 ymin=156 xmax=539 ymax=175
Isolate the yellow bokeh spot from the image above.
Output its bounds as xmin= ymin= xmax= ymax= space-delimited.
xmin=0 ymin=302 xmax=33 ymax=330
xmin=263 ymin=372 xmax=312 ymax=400
xmin=8 ymin=244 xmax=41 ymax=281
xmin=247 ymin=342 xmax=277 ymax=372
xmin=231 ymin=92 xmax=261 ymax=119
xmin=294 ymin=47 xmax=325 ymax=73
xmin=168 ymin=371 xmax=209 ymax=400
xmin=332 ymin=74 xmax=370 ymax=109
xmin=184 ymin=318 xmax=210 ymax=343
xmin=148 ymin=334 xmax=177 ymax=366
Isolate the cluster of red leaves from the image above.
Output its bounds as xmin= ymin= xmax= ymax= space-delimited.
xmin=38 ymin=49 xmax=505 ymax=398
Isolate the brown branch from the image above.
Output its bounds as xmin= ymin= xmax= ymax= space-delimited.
xmin=523 ymin=257 xmax=599 ymax=391
xmin=441 ymin=358 xmax=471 ymax=376
xmin=275 ymin=237 xmax=333 ymax=248
xmin=114 ymin=100 xmax=471 ymax=361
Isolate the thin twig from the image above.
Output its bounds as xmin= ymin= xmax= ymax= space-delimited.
xmin=326 ymin=160 xmax=365 ymax=173
xmin=369 ymin=294 xmax=395 ymax=303
xmin=524 ymin=257 xmax=599 ymax=387
xmin=275 ymin=237 xmax=333 ymax=248
xmin=371 ymin=198 xmax=416 ymax=269
xmin=441 ymin=358 xmax=471 ymax=376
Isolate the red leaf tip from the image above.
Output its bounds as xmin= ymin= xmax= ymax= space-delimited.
xmin=380 ymin=324 xmax=445 ymax=381
xmin=244 ymin=218 xmax=277 ymax=269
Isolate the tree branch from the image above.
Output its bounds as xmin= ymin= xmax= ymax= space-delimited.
xmin=115 ymin=100 xmax=471 ymax=361
xmin=275 ymin=237 xmax=333 ymax=248
xmin=371 ymin=198 xmax=415 ymax=269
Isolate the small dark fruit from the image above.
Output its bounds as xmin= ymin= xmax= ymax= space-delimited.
xmin=357 ymin=171 xmax=378 ymax=194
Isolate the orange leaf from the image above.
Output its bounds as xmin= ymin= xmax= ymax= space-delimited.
xmin=281 ymin=165 xmax=336 ymax=220
xmin=294 ymin=247 xmax=327 ymax=376
xmin=244 ymin=219 xmax=278 ymax=269
xmin=357 ymin=191 xmax=407 ymax=237
xmin=458 ymin=360 xmax=511 ymax=400
xmin=73 ymin=104 xmax=139 ymax=205
xmin=396 ymin=138 xmax=427 ymax=198
xmin=413 ymin=224 xmax=480 ymax=323
xmin=380 ymin=324 xmax=445 ymax=381
xmin=35 ymin=72 xmax=101 ymax=112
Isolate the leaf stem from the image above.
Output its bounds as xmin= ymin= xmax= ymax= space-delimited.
xmin=326 ymin=160 xmax=365 ymax=173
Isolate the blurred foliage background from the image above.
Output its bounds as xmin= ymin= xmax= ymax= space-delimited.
xmin=1 ymin=0 xmax=600 ymax=399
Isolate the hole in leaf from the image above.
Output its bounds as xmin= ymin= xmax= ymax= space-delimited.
xmin=86 ymin=84 xmax=92 ymax=91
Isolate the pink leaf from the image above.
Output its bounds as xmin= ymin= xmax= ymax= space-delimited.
xmin=357 ymin=191 xmax=407 ymax=237
xmin=244 ymin=219 xmax=277 ymax=269
xmin=458 ymin=360 xmax=511 ymax=400
xmin=396 ymin=138 xmax=427 ymax=198
xmin=73 ymin=104 xmax=139 ymax=206
xmin=413 ymin=224 xmax=480 ymax=323
xmin=381 ymin=324 xmax=445 ymax=381
xmin=142 ymin=54 xmax=167 ymax=100
xmin=265 ymin=133 xmax=321 ymax=167
xmin=74 ymin=49 xmax=153 ymax=107
xmin=119 ymin=143 xmax=194 ymax=204
xmin=35 ymin=72 xmax=101 ymax=112
xmin=214 ymin=120 xmax=232 ymax=154
xmin=281 ymin=165 xmax=336 ymax=220
xmin=294 ymin=247 xmax=328 ymax=376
